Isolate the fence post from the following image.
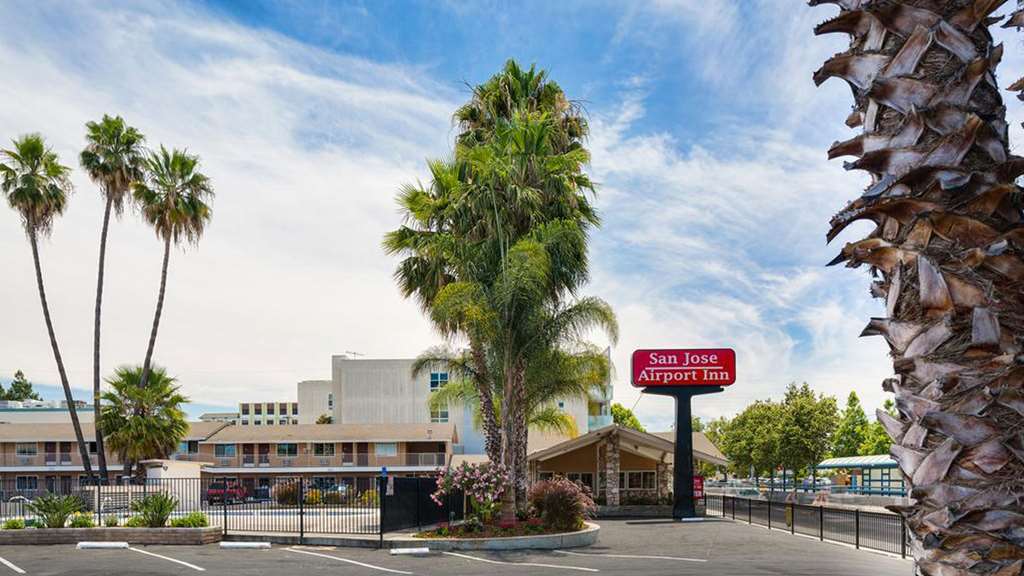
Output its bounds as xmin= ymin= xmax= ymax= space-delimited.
xmin=731 ymin=496 xmax=736 ymax=520
xmin=855 ymin=508 xmax=860 ymax=549
xmin=747 ymin=497 xmax=751 ymax=524
xmin=222 ymin=482 xmax=228 ymax=536
xmin=819 ymin=506 xmax=824 ymax=541
xmin=901 ymin=516 xmax=907 ymax=559
xmin=416 ymin=478 xmax=421 ymax=532
xmin=790 ymin=503 xmax=795 ymax=535
xmin=378 ymin=475 xmax=385 ymax=550
xmin=768 ymin=500 xmax=772 ymax=531
xmin=298 ymin=477 xmax=305 ymax=546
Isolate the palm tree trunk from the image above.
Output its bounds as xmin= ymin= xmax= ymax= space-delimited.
xmin=29 ymin=229 xmax=95 ymax=479
xmin=812 ymin=3 xmax=1024 ymax=573
xmin=499 ymin=366 xmax=518 ymax=523
xmin=140 ymin=235 xmax=171 ymax=390
xmin=470 ymin=341 xmax=501 ymax=463
xmin=92 ymin=196 xmax=113 ymax=483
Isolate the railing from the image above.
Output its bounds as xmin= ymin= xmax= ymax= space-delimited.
xmin=2 ymin=453 xmax=118 ymax=467
xmin=703 ymin=494 xmax=908 ymax=558
xmin=192 ymin=453 xmax=448 ymax=469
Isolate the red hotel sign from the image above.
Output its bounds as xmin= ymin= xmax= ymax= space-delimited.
xmin=631 ymin=348 xmax=736 ymax=387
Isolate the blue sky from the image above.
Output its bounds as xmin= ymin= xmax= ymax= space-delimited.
xmin=2 ymin=1 xmax=1023 ymax=431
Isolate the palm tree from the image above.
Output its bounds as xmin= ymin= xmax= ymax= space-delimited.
xmin=99 ymin=365 xmax=189 ymax=477
xmin=80 ymin=115 xmax=146 ymax=482
xmin=811 ymin=2 xmax=1024 ymax=572
xmin=0 ymin=134 xmax=96 ymax=478
xmin=132 ymin=146 xmax=213 ymax=390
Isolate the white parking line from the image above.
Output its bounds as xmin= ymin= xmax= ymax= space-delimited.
xmin=0 ymin=555 xmax=25 ymax=574
xmin=442 ymin=551 xmax=599 ymax=573
xmin=128 ymin=547 xmax=205 ymax=572
xmin=286 ymin=547 xmax=413 ymax=575
xmin=553 ymin=550 xmax=707 ymax=562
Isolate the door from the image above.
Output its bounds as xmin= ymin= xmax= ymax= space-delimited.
xmin=44 ymin=442 xmax=57 ymax=464
xmin=59 ymin=442 xmax=72 ymax=464
xmin=243 ymin=444 xmax=255 ymax=466
xmin=356 ymin=442 xmax=369 ymax=466
xmin=257 ymin=443 xmax=270 ymax=466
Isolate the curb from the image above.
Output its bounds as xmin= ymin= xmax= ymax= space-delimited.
xmin=77 ymin=542 xmax=129 ymax=549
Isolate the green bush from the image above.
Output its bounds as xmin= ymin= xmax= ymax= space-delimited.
xmin=322 ymin=491 xmax=344 ymax=505
xmin=527 ymin=477 xmax=595 ymax=532
xmin=104 ymin=515 xmax=119 ymax=527
xmin=169 ymin=512 xmax=209 ymax=528
xmin=27 ymin=494 xmax=85 ymax=528
xmin=2 ymin=518 xmax=25 ymax=530
xmin=69 ymin=513 xmax=95 ymax=528
xmin=124 ymin=516 xmax=146 ymax=528
xmin=358 ymin=489 xmax=379 ymax=507
xmin=130 ymin=493 xmax=178 ymax=528
xmin=304 ymin=488 xmax=322 ymax=506
xmin=271 ymin=482 xmax=299 ymax=506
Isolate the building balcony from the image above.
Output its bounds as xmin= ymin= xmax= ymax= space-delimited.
xmin=2 ymin=453 xmax=118 ymax=468
xmin=202 ymin=452 xmax=448 ymax=469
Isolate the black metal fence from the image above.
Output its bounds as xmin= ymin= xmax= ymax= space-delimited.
xmin=704 ymin=493 xmax=908 ymax=558
xmin=0 ymin=475 xmax=461 ymax=543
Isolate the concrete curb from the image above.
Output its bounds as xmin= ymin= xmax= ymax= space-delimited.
xmin=224 ymin=523 xmax=600 ymax=551
xmin=0 ymin=527 xmax=222 ymax=546
xmin=219 ymin=541 xmax=271 ymax=549
xmin=77 ymin=542 xmax=129 ymax=549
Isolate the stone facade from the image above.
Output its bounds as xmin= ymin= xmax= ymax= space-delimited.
xmin=604 ymin=432 xmax=620 ymax=506
xmin=656 ymin=461 xmax=669 ymax=500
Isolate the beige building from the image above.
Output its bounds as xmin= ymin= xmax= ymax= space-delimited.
xmin=296 ymin=380 xmax=332 ymax=424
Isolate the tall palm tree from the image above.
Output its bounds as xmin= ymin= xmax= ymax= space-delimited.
xmin=811 ymin=2 xmax=1024 ymax=572
xmin=0 ymin=134 xmax=95 ymax=478
xmin=80 ymin=115 xmax=146 ymax=482
xmin=99 ymin=365 xmax=189 ymax=477
xmin=132 ymin=146 xmax=213 ymax=390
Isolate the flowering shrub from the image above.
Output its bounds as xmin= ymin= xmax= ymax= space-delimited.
xmin=272 ymin=482 xmax=299 ymax=505
xmin=431 ymin=462 xmax=509 ymax=523
xmin=527 ymin=477 xmax=595 ymax=531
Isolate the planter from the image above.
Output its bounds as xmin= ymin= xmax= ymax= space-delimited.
xmin=411 ymin=521 xmax=599 ymax=551
xmin=0 ymin=527 xmax=221 ymax=545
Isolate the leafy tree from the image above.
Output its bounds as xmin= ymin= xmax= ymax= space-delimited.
xmin=315 ymin=414 xmax=333 ymax=424
xmin=703 ymin=416 xmax=730 ymax=449
xmin=2 ymin=371 xmax=42 ymax=401
xmin=776 ymin=383 xmax=838 ymax=483
xmin=691 ymin=416 xmax=704 ymax=432
xmin=610 ymin=403 xmax=645 ymax=432
xmin=99 ymin=365 xmax=189 ymax=476
xmin=833 ymin=391 xmax=868 ymax=458
xmin=132 ymin=147 xmax=213 ymax=391
xmin=80 ymin=114 xmax=146 ymax=482
xmin=1 ymin=134 xmax=95 ymax=479
xmin=859 ymin=399 xmax=897 ymax=456
xmin=719 ymin=400 xmax=781 ymax=478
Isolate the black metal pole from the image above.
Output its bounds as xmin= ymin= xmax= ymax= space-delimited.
xmin=643 ymin=386 xmax=722 ymax=521
xmin=378 ymin=475 xmax=385 ymax=549
xmin=299 ymin=477 xmax=305 ymax=545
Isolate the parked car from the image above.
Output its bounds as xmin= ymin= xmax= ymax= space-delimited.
xmin=206 ymin=482 xmax=246 ymax=504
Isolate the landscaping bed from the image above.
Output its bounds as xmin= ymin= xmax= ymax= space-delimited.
xmin=0 ymin=526 xmax=221 ymax=545
xmin=412 ymin=521 xmax=599 ymax=551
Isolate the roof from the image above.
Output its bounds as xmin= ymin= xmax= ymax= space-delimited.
xmin=652 ymin=430 xmax=728 ymax=467
xmin=816 ymin=454 xmax=897 ymax=470
xmin=204 ymin=422 xmax=457 ymax=444
xmin=0 ymin=422 xmax=225 ymax=442
xmin=529 ymin=424 xmax=677 ymax=463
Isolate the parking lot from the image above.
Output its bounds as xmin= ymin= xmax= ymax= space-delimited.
xmin=0 ymin=519 xmax=910 ymax=575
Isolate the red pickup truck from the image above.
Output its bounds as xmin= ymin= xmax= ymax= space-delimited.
xmin=206 ymin=481 xmax=246 ymax=503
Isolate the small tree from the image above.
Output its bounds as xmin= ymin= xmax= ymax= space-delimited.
xmin=776 ymin=383 xmax=838 ymax=483
xmin=432 ymin=462 xmax=509 ymax=523
xmin=3 ymin=370 xmax=42 ymax=401
xmin=315 ymin=414 xmax=333 ymax=424
xmin=833 ymin=392 xmax=868 ymax=458
xmin=610 ymin=403 xmax=645 ymax=432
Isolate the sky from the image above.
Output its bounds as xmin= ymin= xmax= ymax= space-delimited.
xmin=2 ymin=1 xmax=1023 ymax=431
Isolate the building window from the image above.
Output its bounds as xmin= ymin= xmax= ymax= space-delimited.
xmin=375 ymin=443 xmax=397 ymax=457
xmin=15 ymin=443 xmax=37 ymax=456
xmin=313 ymin=443 xmax=335 ymax=456
xmin=567 ymin=472 xmax=594 ymax=490
xmin=88 ymin=442 xmax=98 ymax=454
xmin=241 ymin=404 xmax=250 ymax=415
xmin=429 ymin=372 xmax=449 ymax=422
xmin=279 ymin=418 xmax=288 ymax=425
xmin=277 ymin=444 xmax=298 ymax=457
xmin=215 ymin=445 xmax=237 ymax=458
xmin=292 ymin=419 xmax=298 ymax=425
xmin=328 ymin=393 xmax=334 ymax=409
xmin=253 ymin=419 xmax=261 ymax=426
xmin=266 ymin=419 xmax=274 ymax=426
xmin=279 ymin=403 xmax=288 ymax=415
xmin=291 ymin=403 xmax=299 ymax=415
xmin=267 ymin=404 xmax=275 ymax=415
xmin=16 ymin=476 xmax=37 ymax=491
xmin=241 ymin=419 xmax=249 ymax=426
xmin=254 ymin=404 xmax=262 ymax=415
xmin=539 ymin=472 xmax=554 ymax=481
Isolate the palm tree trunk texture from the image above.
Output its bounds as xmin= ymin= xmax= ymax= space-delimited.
xmin=29 ymin=229 xmax=95 ymax=479
xmin=92 ymin=196 xmax=113 ymax=482
xmin=470 ymin=342 xmax=502 ymax=463
xmin=140 ymin=234 xmax=171 ymax=390
xmin=812 ymin=2 xmax=1024 ymax=573
xmin=499 ymin=367 xmax=521 ymax=522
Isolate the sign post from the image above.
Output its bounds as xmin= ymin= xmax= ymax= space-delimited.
xmin=631 ymin=348 xmax=735 ymax=520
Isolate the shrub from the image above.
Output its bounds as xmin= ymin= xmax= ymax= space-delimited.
xmin=462 ymin=515 xmax=483 ymax=533
xmin=169 ymin=512 xmax=209 ymax=528
xmin=69 ymin=513 xmax=95 ymax=528
xmin=27 ymin=494 xmax=85 ymax=528
xmin=124 ymin=516 xmax=146 ymax=528
xmin=304 ymin=488 xmax=322 ymax=506
xmin=527 ymin=477 xmax=595 ymax=532
xmin=432 ymin=462 xmax=508 ymax=522
xmin=130 ymin=493 xmax=178 ymax=528
xmin=104 ymin=515 xmax=119 ymax=527
xmin=2 ymin=519 xmax=24 ymax=530
xmin=358 ymin=490 xmax=379 ymax=507
xmin=322 ymin=491 xmax=343 ymax=505
xmin=272 ymin=482 xmax=299 ymax=506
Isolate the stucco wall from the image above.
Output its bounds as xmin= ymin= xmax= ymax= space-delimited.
xmin=297 ymin=380 xmax=333 ymax=424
